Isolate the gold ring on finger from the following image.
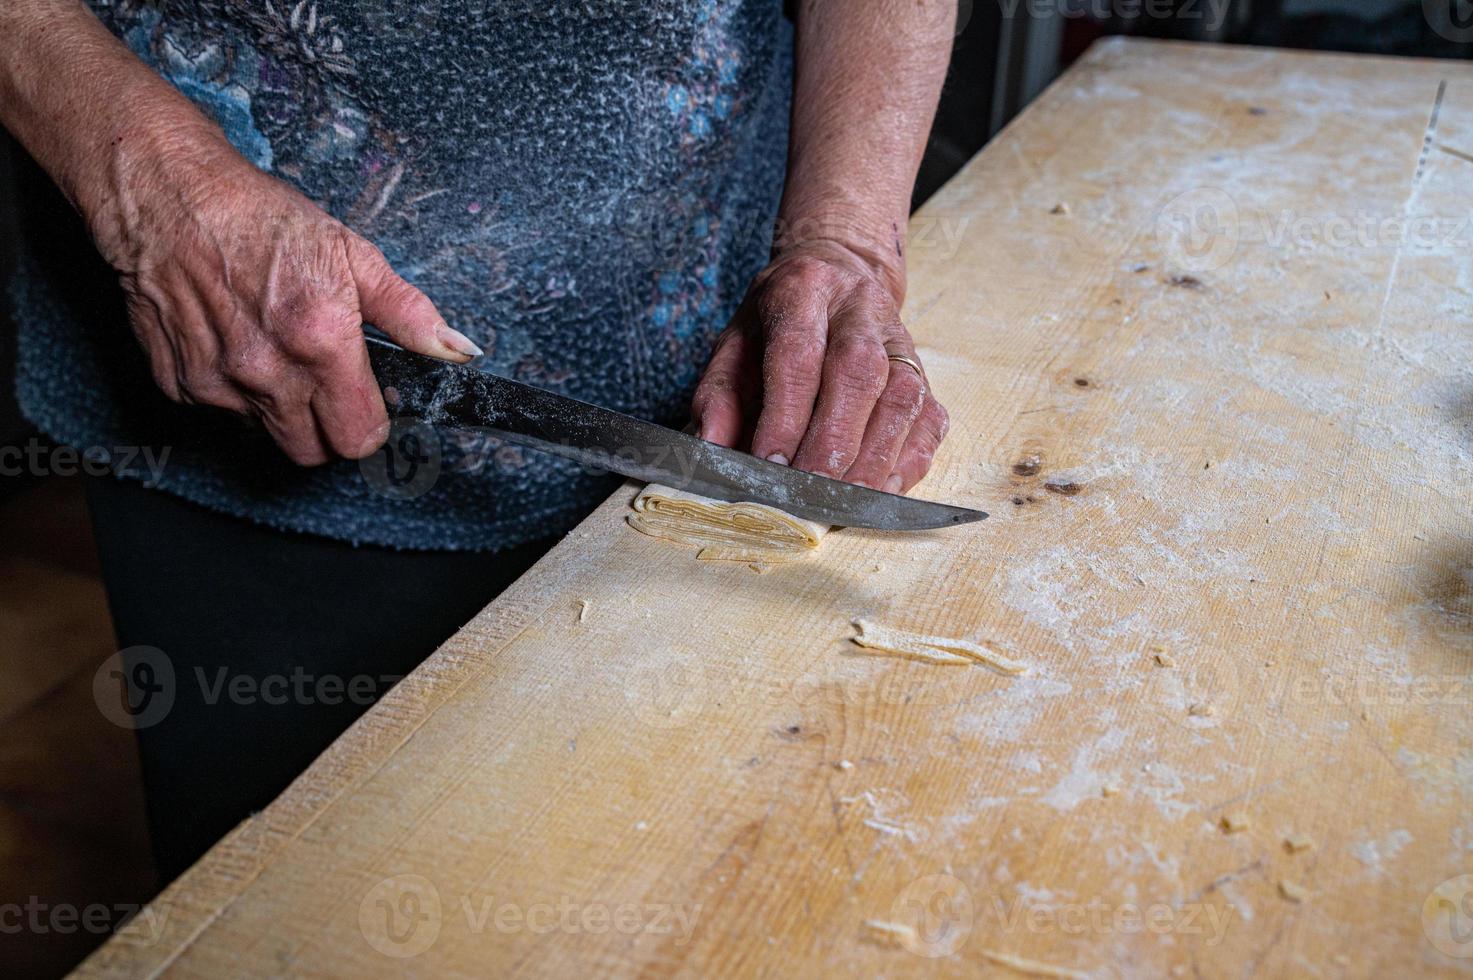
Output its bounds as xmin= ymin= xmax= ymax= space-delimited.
xmin=886 ymin=353 xmax=926 ymax=384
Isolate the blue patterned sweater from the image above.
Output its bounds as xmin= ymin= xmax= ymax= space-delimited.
xmin=10 ymin=0 xmax=792 ymax=549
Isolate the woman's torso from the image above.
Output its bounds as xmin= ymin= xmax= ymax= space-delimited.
xmin=10 ymin=0 xmax=792 ymax=549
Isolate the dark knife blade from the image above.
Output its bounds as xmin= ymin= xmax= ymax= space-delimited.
xmin=364 ymin=337 xmax=987 ymax=531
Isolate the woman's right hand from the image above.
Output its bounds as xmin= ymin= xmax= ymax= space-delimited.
xmin=1 ymin=2 xmax=479 ymax=464
xmin=89 ymin=139 xmax=480 ymax=466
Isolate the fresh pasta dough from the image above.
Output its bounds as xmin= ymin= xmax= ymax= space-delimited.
xmin=627 ymin=485 xmax=830 ymax=562
xmin=851 ymin=619 xmax=1028 ymax=675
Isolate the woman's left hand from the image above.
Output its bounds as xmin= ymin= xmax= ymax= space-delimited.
xmin=691 ymin=240 xmax=949 ymax=494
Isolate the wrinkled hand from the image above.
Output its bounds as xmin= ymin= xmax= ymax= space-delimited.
xmin=98 ymin=146 xmax=479 ymax=465
xmin=691 ymin=241 xmax=949 ymax=493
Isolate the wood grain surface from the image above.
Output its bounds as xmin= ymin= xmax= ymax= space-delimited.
xmin=78 ymin=38 xmax=1473 ymax=978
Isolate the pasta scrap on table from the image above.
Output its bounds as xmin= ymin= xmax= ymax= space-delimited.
xmin=850 ymin=619 xmax=1027 ymax=675
xmin=981 ymin=949 xmax=1090 ymax=979
xmin=1278 ymin=879 xmax=1311 ymax=903
xmin=1220 ymin=812 xmax=1251 ymax=834
xmin=861 ymin=919 xmax=915 ymax=947
xmin=1284 ymin=833 xmax=1316 ymax=853
xmin=626 ymin=484 xmax=828 ymax=562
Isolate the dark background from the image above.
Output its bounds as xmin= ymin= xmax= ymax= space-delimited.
xmin=913 ymin=0 xmax=1473 ymax=205
xmin=1 ymin=139 xmax=18 ymax=449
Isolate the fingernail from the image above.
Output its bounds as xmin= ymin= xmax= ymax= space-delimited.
xmin=357 ymin=420 xmax=392 ymax=458
xmin=436 ymin=322 xmax=483 ymax=359
xmin=766 ymin=453 xmax=789 ymax=466
xmin=885 ymin=474 xmax=903 ymax=493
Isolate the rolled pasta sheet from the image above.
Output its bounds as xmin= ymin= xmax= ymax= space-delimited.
xmin=627 ymin=484 xmax=830 ymax=562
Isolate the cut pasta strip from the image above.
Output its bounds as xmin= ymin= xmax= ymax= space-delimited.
xmin=627 ymin=484 xmax=829 ymax=562
xmin=851 ymin=619 xmax=1028 ymax=675
xmin=861 ymin=919 xmax=916 ymax=946
xmin=981 ymin=950 xmax=1090 ymax=979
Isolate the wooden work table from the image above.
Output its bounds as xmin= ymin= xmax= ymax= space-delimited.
xmin=82 ymin=39 xmax=1473 ymax=977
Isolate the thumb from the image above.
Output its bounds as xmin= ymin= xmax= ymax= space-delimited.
xmin=348 ymin=238 xmax=481 ymax=362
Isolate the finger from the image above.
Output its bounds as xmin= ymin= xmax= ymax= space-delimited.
xmin=749 ymin=284 xmax=827 ymax=466
xmin=790 ymin=308 xmax=889 ymax=479
xmin=266 ymin=297 xmax=388 ymax=459
xmin=309 ymin=337 xmax=391 ymax=459
xmin=251 ymin=382 xmax=332 ymax=466
xmin=891 ymin=395 xmax=951 ymax=493
xmin=259 ymin=408 xmax=332 ymax=466
xmin=843 ymin=355 xmax=927 ymax=490
xmin=691 ymin=324 xmax=752 ymax=447
xmin=124 ymin=294 xmax=185 ymax=403
xmin=346 ymin=237 xmax=478 ymax=362
xmin=125 ymin=281 xmax=208 ymax=405
xmin=128 ymin=292 xmax=261 ymax=414
xmin=162 ymin=284 xmax=263 ymax=413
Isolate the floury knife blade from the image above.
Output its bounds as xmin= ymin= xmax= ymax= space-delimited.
xmin=365 ymin=337 xmax=987 ymax=531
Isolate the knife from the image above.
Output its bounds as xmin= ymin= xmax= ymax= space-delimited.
xmin=364 ymin=336 xmax=987 ymax=531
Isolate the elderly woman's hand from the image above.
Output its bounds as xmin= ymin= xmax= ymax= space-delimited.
xmin=691 ymin=240 xmax=949 ymax=493
xmin=90 ymin=143 xmax=478 ymax=466
xmin=0 ymin=1 xmax=478 ymax=467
